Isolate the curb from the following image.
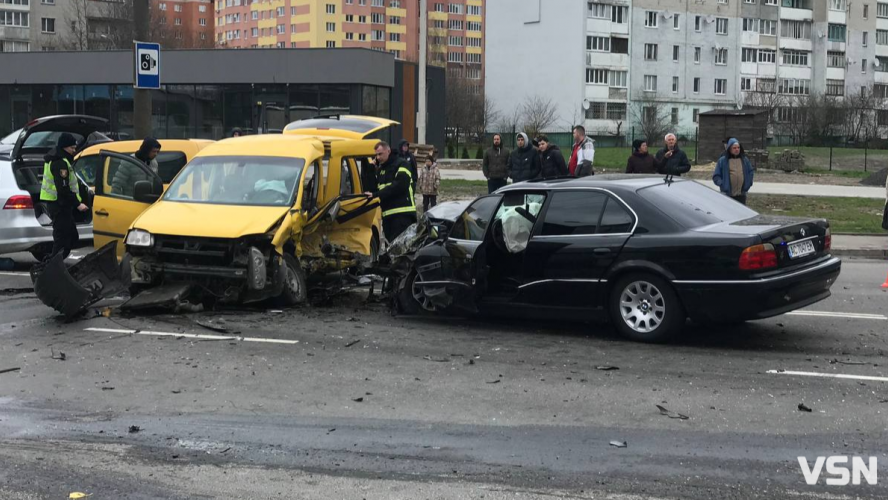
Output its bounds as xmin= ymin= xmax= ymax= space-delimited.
xmin=832 ymin=249 xmax=888 ymax=260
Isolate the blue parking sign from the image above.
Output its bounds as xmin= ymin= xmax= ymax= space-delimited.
xmin=134 ymin=41 xmax=160 ymax=89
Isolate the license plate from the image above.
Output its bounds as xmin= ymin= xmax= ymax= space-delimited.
xmin=788 ymin=239 xmax=816 ymax=259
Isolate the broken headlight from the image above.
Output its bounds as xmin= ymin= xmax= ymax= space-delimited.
xmin=125 ymin=229 xmax=154 ymax=247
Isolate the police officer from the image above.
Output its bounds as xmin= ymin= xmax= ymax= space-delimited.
xmin=364 ymin=141 xmax=415 ymax=242
xmin=40 ymin=133 xmax=87 ymax=260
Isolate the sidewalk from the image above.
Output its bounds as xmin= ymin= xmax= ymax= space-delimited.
xmin=832 ymin=235 xmax=888 ymax=260
xmin=440 ymin=170 xmax=887 ymax=199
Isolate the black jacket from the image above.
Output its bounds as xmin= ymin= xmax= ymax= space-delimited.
xmin=397 ymin=140 xmax=418 ymax=187
xmin=372 ymin=154 xmax=414 ymax=216
xmin=483 ymin=145 xmax=511 ymax=180
xmin=540 ymin=145 xmax=568 ymax=179
xmin=509 ymin=136 xmax=542 ymax=183
xmin=655 ymin=146 xmax=692 ymax=176
xmin=44 ymin=148 xmax=79 ymax=209
xmin=626 ymin=152 xmax=658 ymax=174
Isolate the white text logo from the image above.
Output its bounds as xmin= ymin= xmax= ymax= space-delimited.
xmin=798 ymin=456 xmax=878 ymax=486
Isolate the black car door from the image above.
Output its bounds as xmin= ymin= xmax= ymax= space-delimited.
xmin=415 ymin=194 xmax=501 ymax=312
xmin=519 ymin=190 xmax=636 ymax=309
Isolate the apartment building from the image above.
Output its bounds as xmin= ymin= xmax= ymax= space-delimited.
xmin=487 ymin=0 xmax=888 ymax=137
xmin=1 ymin=0 xmax=30 ymax=52
xmin=215 ymin=0 xmax=484 ymax=92
xmin=154 ymin=0 xmax=215 ymax=48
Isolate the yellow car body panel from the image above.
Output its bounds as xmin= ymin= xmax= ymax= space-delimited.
xmin=283 ymin=115 xmax=399 ymax=140
xmin=131 ymin=202 xmax=288 ymax=239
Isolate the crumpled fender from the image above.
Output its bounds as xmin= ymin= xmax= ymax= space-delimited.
xmin=30 ymin=241 xmax=131 ymax=319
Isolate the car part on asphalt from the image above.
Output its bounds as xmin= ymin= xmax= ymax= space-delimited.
xmin=31 ymin=241 xmax=131 ymax=319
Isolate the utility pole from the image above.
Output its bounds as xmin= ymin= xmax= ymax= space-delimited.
xmin=417 ymin=0 xmax=428 ymax=145
xmin=133 ymin=0 xmax=152 ymax=138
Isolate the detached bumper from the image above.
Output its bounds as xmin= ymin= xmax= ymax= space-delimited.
xmin=674 ymin=257 xmax=842 ymax=323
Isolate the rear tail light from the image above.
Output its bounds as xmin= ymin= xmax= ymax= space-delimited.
xmin=3 ymin=195 xmax=34 ymax=210
xmin=824 ymin=228 xmax=832 ymax=252
xmin=739 ymin=243 xmax=778 ymax=270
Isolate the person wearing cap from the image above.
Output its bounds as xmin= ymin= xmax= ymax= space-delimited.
xmin=39 ymin=133 xmax=88 ymax=260
xmin=508 ymin=132 xmax=541 ymax=183
xmin=112 ymin=137 xmax=161 ymax=197
xmin=625 ymin=139 xmax=657 ymax=174
xmin=713 ymin=138 xmax=754 ymax=205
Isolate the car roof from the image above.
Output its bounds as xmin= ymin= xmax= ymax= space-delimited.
xmin=196 ymin=134 xmax=324 ymax=159
xmin=283 ymin=115 xmax=399 ymax=140
xmin=77 ymin=139 xmax=214 ymax=158
xmin=500 ymin=174 xmax=679 ymax=193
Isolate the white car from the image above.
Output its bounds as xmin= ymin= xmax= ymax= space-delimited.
xmin=0 ymin=115 xmax=109 ymax=260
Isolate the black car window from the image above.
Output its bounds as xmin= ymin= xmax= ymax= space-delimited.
xmin=156 ymin=152 xmax=188 ymax=184
xmin=638 ymin=180 xmax=758 ymax=228
xmin=599 ymin=197 xmax=635 ymax=234
xmin=450 ymin=195 xmax=500 ymax=241
xmin=74 ymin=154 xmax=103 ymax=186
xmin=541 ymin=191 xmax=607 ymax=236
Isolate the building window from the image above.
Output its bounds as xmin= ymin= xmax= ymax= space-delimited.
xmin=359 ymin=33 xmax=366 ymax=41
xmin=448 ymin=2 xmax=462 ymax=14
xmin=782 ymin=50 xmax=809 ymax=66
xmin=830 ymin=0 xmax=846 ymax=9
xmin=467 ymin=53 xmax=481 ymax=63
xmin=673 ymin=14 xmax=680 ymax=29
xmin=359 ymin=16 xmax=366 ymax=23
xmin=346 ymin=14 xmax=353 ymax=22
xmin=291 ymin=7 xmax=296 ymax=15
xmin=175 ymin=17 xmax=182 ymax=25
xmin=174 ymin=4 xmax=182 ymax=11
xmin=345 ymin=32 xmax=353 ymax=40
xmin=609 ymin=70 xmax=627 ymax=88
xmin=742 ymin=48 xmax=757 ymax=62
xmin=778 ymin=78 xmax=811 ymax=95
xmin=714 ymin=79 xmax=727 ymax=95
xmin=326 ymin=22 xmax=335 ymax=32
xmin=765 ymin=0 xmax=777 ymax=4
xmin=828 ymin=23 xmax=846 ymax=42
xmin=741 ymin=78 xmax=752 ymax=91
xmin=251 ymin=27 xmax=258 ymax=36
xmin=880 ymin=2 xmax=888 ymax=17
xmin=41 ymin=17 xmax=54 ymax=33
xmin=586 ymin=68 xmax=608 ymax=84
xmin=199 ymin=5 xmax=206 ymax=12
xmin=448 ymin=52 xmax=463 ymax=63
xmin=826 ymin=79 xmax=845 ymax=96
xmin=693 ymin=77 xmax=700 ymax=93
xmin=760 ymin=19 xmax=777 ymax=35
xmin=588 ymin=2 xmax=608 ymax=19
xmin=252 ymin=11 xmax=258 ymax=20
xmin=467 ymin=5 xmax=481 ymax=15
xmin=42 ymin=0 xmax=55 ymax=4
xmin=694 ymin=46 xmax=701 ymax=63
xmin=865 ymin=4 xmax=870 ymax=17
xmin=828 ymin=51 xmax=846 ymax=67
xmin=671 ymin=107 xmax=679 ymax=124
xmin=673 ymin=45 xmax=679 ymax=61
xmin=390 ymin=32 xmax=401 ymax=42
xmin=389 ymin=16 xmax=401 ymax=24
xmin=607 ymin=103 xmax=627 ymax=120
xmin=326 ymin=3 xmax=335 ymax=14
xmin=644 ymin=11 xmax=657 ymax=28
xmin=448 ymin=36 xmax=462 ymax=46
xmin=672 ymin=76 xmax=679 ymax=93
xmin=694 ymin=15 xmax=701 ymax=31
xmin=467 ymin=21 xmax=482 ymax=31
xmin=371 ymin=0 xmax=383 ymax=6
xmin=276 ymin=6 xmax=284 ymax=16
xmin=586 ymin=102 xmax=606 ymax=120
xmin=878 ymin=30 xmax=888 ymax=45
xmin=716 ymin=18 xmax=728 ymax=34
xmin=587 ymin=36 xmax=610 ymax=52
xmin=644 ymin=43 xmax=658 ymax=60
xmin=449 ymin=19 xmax=463 ymax=30
xmin=863 ymin=58 xmax=868 ymax=72
xmin=372 ymin=30 xmax=384 ymax=41
xmin=759 ymin=49 xmax=776 ymax=63
xmin=644 ymin=75 xmax=657 ymax=92
xmin=199 ymin=18 xmax=206 ymax=26
xmin=714 ymin=48 xmax=728 ymax=65
xmin=159 ymin=2 xmax=166 ymax=10
xmin=781 ymin=20 xmax=812 ymax=39
xmin=864 ymin=31 xmax=869 ymax=46
xmin=277 ymin=24 xmax=285 ymax=34
xmin=466 ymin=37 xmax=482 ymax=48
xmin=612 ymin=5 xmax=627 ymax=23
xmin=875 ymin=84 xmax=888 ymax=97
xmin=758 ymin=78 xmax=776 ymax=92
xmin=743 ymin=18 xmax=759 ymax=32
xmin=327 ymin=41 xmax=335 ymax=48
xmin=692 ymin=109 xmax=700 ymax=123
xmin=371 ymin=13 xmax=384 ymax=23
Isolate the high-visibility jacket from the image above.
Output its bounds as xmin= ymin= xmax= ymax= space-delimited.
xmin=374 ymin=156 xmax=415 ymax=218
xmin=39 ymin=158 xmax=82 ymax=203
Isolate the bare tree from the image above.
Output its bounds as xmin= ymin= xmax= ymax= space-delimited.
xmin=63 ymin=0 xmax=91 ymax=50
xmin=743 ymin=90 xmax=785 ymax=130
xmin=631 ymin=96 xmax=671 ymax=145
xmin=520 ymin=95 xmax=558 ymax=139
xmin=466 ymin=94 xmax=499 ymax=148
xmin=841 ymin=87 xmax=876 ymax=143
xmin=444 ymin=74 xmax=470 ymax=148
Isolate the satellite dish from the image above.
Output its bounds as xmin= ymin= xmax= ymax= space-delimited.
xmin=582 ymin=100 xmax=591 ymax=110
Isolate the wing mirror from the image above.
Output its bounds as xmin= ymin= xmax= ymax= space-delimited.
xmin=133 ymin=180 xmax=161 ymax=204
xmin=431 ymin=224 xmax=447 ymax=241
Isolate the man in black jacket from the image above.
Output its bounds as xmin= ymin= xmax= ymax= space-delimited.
xmin=537 ymin=135 xmax=568 ymax=179
xmin=365 ymin=141 xmax=416 ymax=242
xmin=655 ymin=133 xmax=692 ymax=176
xmin=39 ymin=133 xmax=88 ymax=260
xmin=509 ymin=133 xmax=541 ymax=183
xmin=482 ymin=134 xmax=510 ymax=193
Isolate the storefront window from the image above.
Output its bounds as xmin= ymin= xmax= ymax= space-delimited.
xmin=255 ymin=84 xmax=288 ymax=133
xmin=84 ymin=85 xmax=111 ymax=123
xmin=320 ymin=84 xmax=350 ymax=116
xmin=289 ymin=84 xmax=319 ymax=121
xmin=0 ymin=86 xmax=10 ymax=137
xmin=113 ymin=86 xmax=134 ymax=139
xmin=11 ymin=86 xmax=30 ymax=130
xmin=31 ymin=85 xmax=56 ymax=119
xmin=57 ymin=85 xmax=83 ymax=115
xmin=223 ymin=85 xmax=252 ymax=136
xmin=167 ymin=85 xmax=195 ymax=138
xmin=194 ymin=85 xmax=223 ymax=139
xmin=151 ymin=87 xmax=168 ymax=138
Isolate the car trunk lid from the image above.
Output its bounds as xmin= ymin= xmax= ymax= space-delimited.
xmin=729 ymin=214 xmax=830 ymax=269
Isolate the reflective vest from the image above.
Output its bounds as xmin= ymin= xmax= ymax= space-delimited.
xmin=39 ymin=158 xmax=82 ymax=203
xmin=377 ymin=163 xmax=415 ymax=218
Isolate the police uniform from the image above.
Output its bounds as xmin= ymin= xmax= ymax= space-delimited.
xmin=372 ymin=153 xmax=416 ymax=242
xmin=39 ymin=133 xmax=82 ymax=260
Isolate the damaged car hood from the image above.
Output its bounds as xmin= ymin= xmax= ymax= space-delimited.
xmin=132 ymin=201 xmax=288 ymax=239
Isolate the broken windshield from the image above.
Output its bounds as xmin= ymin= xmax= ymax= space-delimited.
xmin=163 ymin=156 xmax=305 ymax=207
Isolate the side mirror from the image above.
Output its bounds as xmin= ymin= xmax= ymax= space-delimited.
xmin=133 ymin=180 xmax=160 ymax=204
xmin=432 ymin=224 xmax=447 ymax=241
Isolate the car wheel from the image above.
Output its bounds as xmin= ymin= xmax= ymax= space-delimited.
xmin=370 ymin=232 xmax=380 ymax=264
xmin=609 ymin=274 xmax=684 ymax=343
xmin=397 ymin=269 xmax=436 ymax=315
xmin=277 ymin=254 xmax=307 ymax=306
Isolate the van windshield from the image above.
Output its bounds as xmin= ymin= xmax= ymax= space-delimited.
xmin=163 ymin=156 xmax=305 ymax=207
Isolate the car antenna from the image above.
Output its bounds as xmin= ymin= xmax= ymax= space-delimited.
xmin=663 ymin=173 xmax=675 ymax=186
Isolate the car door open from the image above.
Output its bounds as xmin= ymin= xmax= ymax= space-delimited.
xmin=92 ymin=151 xmax=164 ymax=259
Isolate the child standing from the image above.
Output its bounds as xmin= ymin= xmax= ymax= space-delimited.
xmin=418 ymin=157 xmax=441 ymax=212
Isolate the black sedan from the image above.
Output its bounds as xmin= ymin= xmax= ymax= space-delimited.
xmin=396 ymin=175 xmax=841 ymax=343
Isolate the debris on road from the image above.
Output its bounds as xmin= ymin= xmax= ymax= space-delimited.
xmin=269 ymin=310 xmax=284 ymax=314
xmin=798 ymin=403 xmax=813 ymax=412
xmin=101 ymin=386 xmax=114 ymax=391
xmin=423 ymin=355 xmax=450 ymax=362
xmin=486 ymin=379 xmax=501 ymax=384
xmin=121 ymin=283 xmax=198 ymax=313
xmin=128 ymin=425 xmax=141 ymax=433
xmin=609 ymin=440 xmax=628 ymax=448
xmin=352 ymin=397 xmax=364 ymax=402
xmin=345 ymin=339 xmax=361 ymax=348
xmin=829 ymin=358 xmax=867 ymax=365
xmin=68 ymin=493 xmax=91 ymax=499
xmin=595 ymin=366 xmax=619 ymax=371
xmin=51 ymin=349 xmax=66 ymax=361
xmin=0 ymin=367 xmax=21 ymax=375
xmin=655 ymin=404 xmax=689 ymax=420
xmin=195 ymin=320 xmax=230 ymax=333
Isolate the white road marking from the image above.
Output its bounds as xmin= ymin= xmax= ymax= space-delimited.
xmin=767 ymin=370 xmax=888 ymax=383
xmin=85 ymin=327 xmax=300 ymax=345
xmin=0 ymin=272 xmax=30 ymax=277
xmin=786 ymin=311 xmax=887 ymax=321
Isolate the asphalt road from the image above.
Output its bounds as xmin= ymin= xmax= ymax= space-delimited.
xmin=1 ymin=251 xmax=887 ymax=499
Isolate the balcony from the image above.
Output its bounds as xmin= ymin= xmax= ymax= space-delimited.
xmin=0 ymin=26 xmax=29 ymax=41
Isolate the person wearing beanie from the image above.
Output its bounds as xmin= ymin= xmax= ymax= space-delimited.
xmin=713 ymin=138 xmax=755 ymax=205
xmin=626 ymin=139 xmax=657 ymax=174
xmin=39 ymin=133 xmax=88 ymax=260
xmin=508 ymin=132 xmax=541 ymax=183
xmin=111 ymin=137 xmax=161 ymax=197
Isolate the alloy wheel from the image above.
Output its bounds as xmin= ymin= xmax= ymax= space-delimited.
xmin=411 ymin=273 xmax=436 ymax=312
xmin=619 ymin=280 xmax=666 ymax=334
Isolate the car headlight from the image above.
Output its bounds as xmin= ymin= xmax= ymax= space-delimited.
xmin=125 ymin=229 xmax=154 ymax=247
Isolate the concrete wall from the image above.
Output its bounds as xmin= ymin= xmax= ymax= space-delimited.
xmin=485 ymin=0 xmax=585 ymax=133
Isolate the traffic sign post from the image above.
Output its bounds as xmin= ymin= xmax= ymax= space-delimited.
xmin=134 ymin=41 xmax=161 ymax=90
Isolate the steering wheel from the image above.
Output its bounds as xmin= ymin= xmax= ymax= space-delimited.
xmin=491 ymin=218 xmax=508 ymax=254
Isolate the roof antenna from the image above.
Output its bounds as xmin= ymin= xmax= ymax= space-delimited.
xmin=663 ymin=173 xmax=675 ymax=186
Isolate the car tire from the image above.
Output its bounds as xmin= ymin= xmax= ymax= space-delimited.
xmin=397 ymin=268 xmax=436 ymax=315
xmin=277 ymin=254 xmax=307 ymax=307
xmin=608 ymin=273 xmax=685 ymax=343
xmin=370 ymin=232 xmax=380 ymax=264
